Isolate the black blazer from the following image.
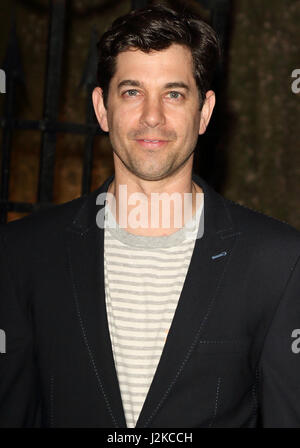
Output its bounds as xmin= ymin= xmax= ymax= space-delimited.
xmin=1 ymin=174 xmax=300 ymax=428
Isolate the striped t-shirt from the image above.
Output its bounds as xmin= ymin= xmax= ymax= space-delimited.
xmin=103 ymin=194 xmax=204 ymax=428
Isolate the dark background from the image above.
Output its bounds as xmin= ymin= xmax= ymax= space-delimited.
xmin=0 ymin=0 xmax=299 ymax=229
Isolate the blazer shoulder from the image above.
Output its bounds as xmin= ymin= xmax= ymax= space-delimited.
xmin=0 ymin=194 xmax=88 ymax=246
xmin=223 ymin=195 xmax=300 ymax=246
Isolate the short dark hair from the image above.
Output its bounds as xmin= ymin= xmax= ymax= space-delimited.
xmin=97 ymin=4 xmax=221 ymax=110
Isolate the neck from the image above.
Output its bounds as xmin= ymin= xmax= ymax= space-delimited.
xmin=106 ymin=166 xmax=203 ymax=237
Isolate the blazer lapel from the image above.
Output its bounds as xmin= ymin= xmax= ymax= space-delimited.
xmin=65 ymin=175 xmax=127 ymax=428
xmin=65 ymin=173 xmax=241 ymax=429
xmin=135 ymin=174 xmax=241 ymax=427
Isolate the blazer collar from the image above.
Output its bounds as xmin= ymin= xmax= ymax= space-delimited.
xmin=68 ymin=173 xmax=234 ymax=237
xmin=65 ymin=173 xmax=239 ymax=428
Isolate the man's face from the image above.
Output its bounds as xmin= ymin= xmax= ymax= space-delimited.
xmin=93 ymin=44 xmax=215 ymax=181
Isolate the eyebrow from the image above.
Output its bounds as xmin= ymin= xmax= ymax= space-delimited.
xmin=117 ymin=80 xmax=190 ymax=91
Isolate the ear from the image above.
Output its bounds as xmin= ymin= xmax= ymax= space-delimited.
xmin=199 ymin=90 xmax=216 ymax=135
xmin=92 ymin=87 xmax=109 ymax=132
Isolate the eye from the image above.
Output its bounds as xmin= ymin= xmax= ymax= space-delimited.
xmin=166 ymin=91 xmax=184 ymax=100
xmin=123 ymin=89 xmax=140 ymax=97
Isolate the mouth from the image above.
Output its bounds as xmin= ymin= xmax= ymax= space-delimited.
xmin=135 ymin=139 xmax=169 ymax=149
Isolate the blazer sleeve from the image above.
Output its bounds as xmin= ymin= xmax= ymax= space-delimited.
xmin=0 ymin=231 xmax=41 ymax=427
xmin=258 ymin=253 xmax=300 ymax=427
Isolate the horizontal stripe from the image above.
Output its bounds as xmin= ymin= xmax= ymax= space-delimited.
xmin=103 ymin=295 xmax=180 ymax=305
xmin=111 ymin=336 xmax=167 ymax=349
xmin=121 ymin=391 xmax=150 ymax=399
xmin=110 ymin=342 xmax=165 ymax=351
xmin=104 ymin=252 xmax=192 ymax=263
xmin=106 ymin=251 xmax=192 ymax=261
xmin=118 ymin=380 xmax=152 ymax=389
xmin=105 ymin=242 xmax=196 ymax=255
xmin=106 ymin=305 xmax=174 ymax=316
xmin=106 ymin=270 xmax=187 ymax=280
xmin=108 ymin=306 xmax=176 ymax=316
xmin=111 ymin=338 xmax=167 ymax=347
xmin=122 ymin=400 xmax=145 ymax=408
xmin=111 ymin=332 xmax=167 ymax=342
xmin=107 ymin=287 xmax=182 ymax=297
xmin=117 ymin=370 xmax=156 ymax=379
xmin=104 ymin=278 xmax=185 ymax=288
xmin=116 ymin=361 xmax=162 ymax=370
xmin=111 ymin=324 xmax=170 ymax=333
xmin=106 ymin=314 xmax=174 ymax=324
xmin=106 ymin=261 xmax=190 ymax=270
xmin=107 ymin=324 xmax=170 ymax=333
xmin=111 ymin=351 xmax=161 ymax=360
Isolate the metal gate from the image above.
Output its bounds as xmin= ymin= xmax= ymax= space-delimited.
xmin=0 ymin=0 xmax=230 ymax=224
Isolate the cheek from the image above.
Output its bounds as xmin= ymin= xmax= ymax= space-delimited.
xmin=108 ymin=108 xmax=138 ymax=133
xmin=169 ymin=105 xmax=200 ymax=132
xmin=174 ymin=116 xmax=199 ymax=141
xmin=107 ymin=111 xmax=123 ymax=138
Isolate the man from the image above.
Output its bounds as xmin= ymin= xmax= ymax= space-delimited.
xmin=1 ymin=5 xmax=300 ymax=428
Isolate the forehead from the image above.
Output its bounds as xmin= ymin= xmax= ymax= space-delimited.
xmin=111 ymin=44 xmax=196 ymax=87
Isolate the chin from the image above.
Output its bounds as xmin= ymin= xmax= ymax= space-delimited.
xmin=131 ymin=169 xmax=175 ymax=182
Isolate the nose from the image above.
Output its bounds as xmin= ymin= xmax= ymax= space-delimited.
xmin=139 ymin=95 xmax=166 ymax=128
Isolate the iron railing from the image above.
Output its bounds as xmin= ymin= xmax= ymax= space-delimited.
xmin=0 ymin=0 xmax=230 ymax=224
